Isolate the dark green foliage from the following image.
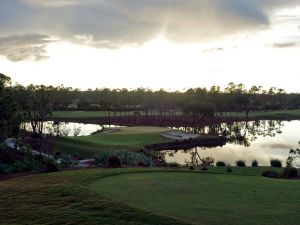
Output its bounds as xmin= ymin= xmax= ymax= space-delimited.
xmin=0 ymin=74 xmax=18 ymax=137
xmin=252 ymin=160 xmax=258 ymax=167
xmin=94 ymin=150 xmax=152 ymax=167
xmin=108 ymin=156 xmax=122 ymax=168
xmin=236 ymin=160 xmax=246 ymax=167
xmin=43 ymin=160 xmax=58 ymax=173
xmin=261 ymin=171 xmax=280 ymax=179
xmin=0 ymin=159 xmax=40 ymax=175
xmin=270 ymin=159 xmax=282 ymax=167
xmin=166 ymin=162 xmax=180 ymax=168
xmin=59 ymin=155 xmax=79 ymax=168
xmin=216 ymin=161 xmax=226 ymax=167
xmin=282 ymin=167 xmax=298 ymax=178
xmin=226 ymin=165 xmax=233 ymax=173
xmin=189 ymin=166 xmax=194 ymax=170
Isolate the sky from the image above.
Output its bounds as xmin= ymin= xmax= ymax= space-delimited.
xmin=1 ymin=0 xmax=300 ymax=92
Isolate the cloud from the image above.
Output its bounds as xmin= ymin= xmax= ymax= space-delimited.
xmin=0 ymin=0 xmax=299 ymax=49
xmin=0 ymin=34 xmax=53 ymax=61
xmin=22 ymin=0 xmax=84 ymax=8
xmin=272 ymin=42 xmax=297 ymax=48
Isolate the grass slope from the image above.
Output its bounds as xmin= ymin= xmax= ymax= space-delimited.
xmin=0 ymin=168 xmax=299 ymax=225
xmin=54 ymin=127 xmax=170 ymax=157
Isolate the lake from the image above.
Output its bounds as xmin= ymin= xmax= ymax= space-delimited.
xmin=164 ymin=120 xmax=300 ymax=167
xmin=22 ymin=121 xmax=122 ymax=137
xmin=23 ymin=120 xmax=300 ymax=166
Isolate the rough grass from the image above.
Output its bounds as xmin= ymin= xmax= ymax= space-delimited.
xmin=54 ymin=126 xmax=170 ymax=157
xmin=0 ymin=168 xmax=299 ymax=225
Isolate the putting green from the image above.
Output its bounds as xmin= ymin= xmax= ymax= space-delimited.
xmin=90 ymin=171 xmax=300 ymax=225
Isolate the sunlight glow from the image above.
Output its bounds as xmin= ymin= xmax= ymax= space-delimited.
xmin=1 ymin=7 xmax=300 ymax=92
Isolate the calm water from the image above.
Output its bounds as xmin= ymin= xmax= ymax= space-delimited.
xmin=23 ymin=120 xmax=300 ymax=166
xmin=164 ymin=120 xmax=300 ymax=167
xmin=23 ymin=121 xmax=122 ymax=136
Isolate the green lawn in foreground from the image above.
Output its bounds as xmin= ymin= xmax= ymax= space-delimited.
xmin=0 ymin=168 xmax=299 ymax=225
xmin=91 ymin=169 xmax=300 ymax=225
xmin=54 ymin=127 xmax=170 ymax=157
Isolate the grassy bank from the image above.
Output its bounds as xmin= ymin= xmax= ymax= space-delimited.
xmin=52 ymin=109 xmax=300 ymax=120
xmin=52 ymin=110 xmax=166 ymax=118
xmin=0 ymin=167 xmax=299 ymax=225
xmin=54 ymin=126 xmax=170 ymax=157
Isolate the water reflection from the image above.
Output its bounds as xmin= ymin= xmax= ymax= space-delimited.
xmin=22 ymin=121 xmax=122 ymax=137
xmin=165 ymin=120 xmax=298 ymax=166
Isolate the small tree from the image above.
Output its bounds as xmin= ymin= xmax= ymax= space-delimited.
xmin=286 ymin=147 xmax=300 ymax=168
xmin=73 ymin=125 xmax=81 ymax=137
xmin=0 ymin=73 xmax=19 ymax=138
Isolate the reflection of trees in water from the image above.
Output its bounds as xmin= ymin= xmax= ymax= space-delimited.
xmin=173 ymin=120 xmax=284 ymax=147
xmin=163 ymin=120 xmax=285 ymax=165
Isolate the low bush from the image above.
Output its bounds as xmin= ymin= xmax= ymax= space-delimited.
xmin=270 ymin=159 xmax=282 ymax=168
xmin=216 ymin=161 xmax=226 ymax=167
xmin=44 ymin=160 xmax=58 ymax=173
xmin=94 ymin=150 xmax=152 ymax=167
xmin=261 ymin=171 xmax=280 ymax=179
xmin=252 ymin=160 xmax=258 ymax=167
xmin=283 ymin=167 xmax=298 ymax=178
xmin=0 ymin=164 xmax=13 ymax=174
xmin=236 ymin=160 xmax=246 ymax=167
xmin=167 ymin=162 xmax=180 ymax=168
xmin=108 ymin=156 xmax=122 ymax=168
xmin=226 ymin=165 xmax=233 ymax=173
xmin=59 ymin=155 xmax=79 ymax=168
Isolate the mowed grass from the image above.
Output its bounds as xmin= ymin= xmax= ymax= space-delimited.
xmin=54 ymin=126 xmax=170 ymax=157
xmin=0 ymin=168 xmax=299 ymax=225
xmin=53 ymin=109 xmax=300 ymax=119
xmin=0 ymin=168 xmax=190 ymax=225
xmin=52 ymin=110 xmax=167 ymax=118
xmin=91 ymin=169 xmax=300 ymax=225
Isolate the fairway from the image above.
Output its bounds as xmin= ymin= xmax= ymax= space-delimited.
xmin=1 ymin=168 xmax=299 ymax=225
xmin=90 ymin=171 xmax=300 ymax=225
xmin=54 ymin=126 xmax=170 ymax=157
xmin=52 ymin=109 xmax=300 ymax=120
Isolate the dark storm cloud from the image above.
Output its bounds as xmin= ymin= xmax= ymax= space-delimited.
xmin=0 ymin=34 xmax=53 ymax=61
xmin=0 ymin=0 xmax=299 ymax=61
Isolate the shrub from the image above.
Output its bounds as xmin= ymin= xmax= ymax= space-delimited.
xmin=94 ymin=150 xmax=152 ymax=167
xmin=0 ymin=164 xmax=13 ymax=174
xmin=167 ymin=162 xmax=180 ymax=168
xmin=94 ymin=151 xmax=111 ymax=166
xmin=236 ymin=160 xmax=246 ymax=167
xmin=270 ymin=159 xmax=282 ymax=168
xmin=59 ymin=155 xmax=79 ymax=168
xmin=226 ymin=165 xmax=233 ymax=173
xmin=216 ymin=161 xmax=226 ymax=167
xmin=43 ymin=160 xmax=58 ymax=173
xmin=252 ymin=160 xmax=258 ymax=167
xmin=262 ymin=171 xmax=280 ymax=179
xmin=283 ymin=167 xmax=298 ymax=178
xmin=107 ymin=156 xmax=122 ymax=168
xmin=189 ymin=166 xmax=195 ymax=170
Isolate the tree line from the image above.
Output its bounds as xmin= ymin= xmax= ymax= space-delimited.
xmin=1 ymin=73 xmax=300 ymax=137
